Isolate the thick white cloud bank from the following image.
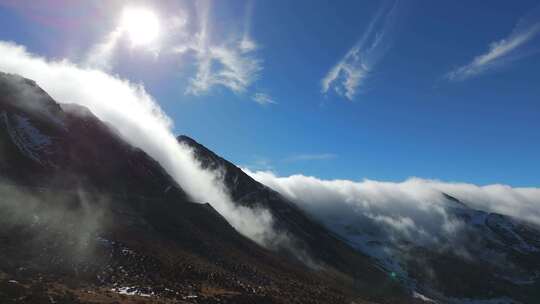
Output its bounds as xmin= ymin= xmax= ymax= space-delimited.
xmin=243 ymin=169 xmax=540 ymax=244
xmin=0 ymin=41 xmax=277 ymax=247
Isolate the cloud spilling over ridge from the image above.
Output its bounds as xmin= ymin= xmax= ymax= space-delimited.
xmin=321 ymin=0 xmax=405 ymax=100
xmin=0 ymin=40 xmax=279 ymax=247
xmin=446 ymin=5 xmax=540 ymax=81
xmin=243 ymin=169 xmax=540 ymax=245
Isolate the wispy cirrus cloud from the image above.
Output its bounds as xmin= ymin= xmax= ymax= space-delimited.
xmin=284 ymin=153 xmax=337 ymax=162
xmin=81 ymin=0 xmax=264 ymax=99
xmin=321 ymin=0 xmax=405 ymax=101
xmin=446 ymin=6 xmax=540 ymax=81
xmin=178 ymin=0 xmax=263 ymax=97
xmin=243 ymin=156 xmax=274 ymax=172
xmin=186 ymin=42 xmax=262 ymax=95
xmin=242 ymin=152 xmax=335 ymax=172
xmin=252 ymin=92 xmax=276 ymax=105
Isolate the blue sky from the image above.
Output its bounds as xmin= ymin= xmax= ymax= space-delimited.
xmin=0 ymin=0 xmax=539 ymax=186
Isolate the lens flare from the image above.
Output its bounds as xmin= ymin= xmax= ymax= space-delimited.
xmin=120 ymin=7 xmax=160 ymax=47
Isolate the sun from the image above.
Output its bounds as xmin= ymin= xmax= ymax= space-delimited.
xmin=120 ymin=7 xmax=160 ymax=47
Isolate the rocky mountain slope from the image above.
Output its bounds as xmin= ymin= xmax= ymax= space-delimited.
xmin=177 ymin=135 xmax=398 ymax=285
xmin=318 ymin=191 xmax=540 ymax=303
xmin=0 ymin=72 xmax=411 ymax=303
xmin=178 ymin=128 xmax=540 ymax=303
xmin=2 ymin=71 xmax=539 ymax=303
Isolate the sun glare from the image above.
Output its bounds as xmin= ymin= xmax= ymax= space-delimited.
xmin=120 ymin=7 xmax=160 ymax=47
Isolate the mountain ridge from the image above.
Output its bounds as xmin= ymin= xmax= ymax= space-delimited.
xmin=0 ymin=71 xmax=408 ymax=303
xmin=3 ymin=71 xmax=540 ymax=303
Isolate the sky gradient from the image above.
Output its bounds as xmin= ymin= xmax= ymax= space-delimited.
xmin=0 ymin=0 xmax=539 ymax=186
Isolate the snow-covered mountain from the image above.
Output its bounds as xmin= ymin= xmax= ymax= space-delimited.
xmin=301 ymin=191 xmax=540 ymax=303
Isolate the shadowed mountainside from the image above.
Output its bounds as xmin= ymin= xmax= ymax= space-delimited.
xmin=0 ymin=72 xmax=409 ymax=303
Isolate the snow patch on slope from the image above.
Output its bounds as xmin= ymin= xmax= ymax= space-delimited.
xmin=111 ymin=286 xmax=154 ymax=298
xmin=331 ymin=221 xmax=409 ymax=279
xmin=413 ymin=291 xmax=438 ymax=303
